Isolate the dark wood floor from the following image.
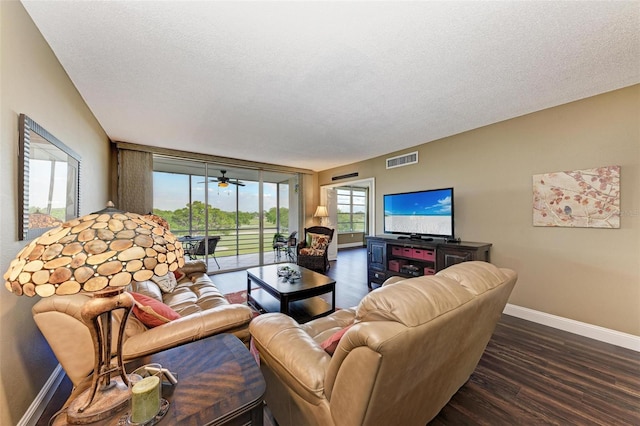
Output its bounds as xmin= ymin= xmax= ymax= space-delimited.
xmin=431 ymin=314 xmax=640 ymax=425
xmin=38 ymin=248 xmax=639 ymax=425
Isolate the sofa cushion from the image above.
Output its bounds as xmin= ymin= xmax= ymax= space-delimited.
xmin=299 ymin=247 xmax=326 ymax=256
xmin=130 ymin=292 xmax=181 ymax=328
xmin=162 ymin=273 xmax=229 ymax=316
xmin=355 ymin=276 xmax=473 ymax=327
xmin=128 ymin=280 xmax=163 ymax=302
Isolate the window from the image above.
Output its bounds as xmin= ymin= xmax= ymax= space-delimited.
xmin=152 ymin=155 xmax=300 ymax=270
xmin=336 ymin=187 xmax=367 ymax=233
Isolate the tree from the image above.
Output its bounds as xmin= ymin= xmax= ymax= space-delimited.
xmin=154 ymin=203 xmax=287 ymax=234
xmin=265 ymin=207 xmax=289 ymax=228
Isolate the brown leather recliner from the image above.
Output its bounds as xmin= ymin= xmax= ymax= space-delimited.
xmin=32 ymin=261 xmax=253 ymax=387
xmin=249 ymin=261 xmax=518 ymax=426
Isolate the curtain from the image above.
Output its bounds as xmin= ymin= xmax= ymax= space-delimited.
xmin=117 ymin=148 xmax=153 ymax=214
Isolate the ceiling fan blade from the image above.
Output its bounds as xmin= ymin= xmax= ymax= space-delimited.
xmin=232 ymin=182 xmax=246 ymax=186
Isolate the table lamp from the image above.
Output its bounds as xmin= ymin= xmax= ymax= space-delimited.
xmin=313 ymin=205 xmax=329 ymax=226
xmin=3 ymin=203 xmax=185 ymax=423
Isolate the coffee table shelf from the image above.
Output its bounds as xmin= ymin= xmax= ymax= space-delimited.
xmin=249 ymin=288 xmax=332 ymax=323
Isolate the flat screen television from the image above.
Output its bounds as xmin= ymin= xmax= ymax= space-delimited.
xmin=383 ymin=187 xmax=454 ymax=240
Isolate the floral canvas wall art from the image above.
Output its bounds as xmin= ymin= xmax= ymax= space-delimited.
xmin=532 ymin=165 xmax=620 ymax=228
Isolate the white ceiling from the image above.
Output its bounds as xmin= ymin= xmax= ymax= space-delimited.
xmin=22 ymin=1 xmax=640 ymax=172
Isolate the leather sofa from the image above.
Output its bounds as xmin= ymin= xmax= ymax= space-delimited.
xmin=249 ymin=261 xmax=517 ymax=426
xmin=32 ymin=260 xmax=253 ymax=387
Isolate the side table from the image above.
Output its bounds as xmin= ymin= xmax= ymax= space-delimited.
xmin=52 ymin=334 xmax=265 ymax=425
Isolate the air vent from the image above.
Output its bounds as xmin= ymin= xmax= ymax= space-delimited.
xmin=332 ymin=172 xmax=359 ymax=181
xmin=386 ymin=151 xmax=418 ymax=169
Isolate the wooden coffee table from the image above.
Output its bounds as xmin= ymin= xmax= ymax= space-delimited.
xmin=53 ymin=334 xmax=265 ymax=425
xmin=247 ymin=263 xmax=336 ymax=323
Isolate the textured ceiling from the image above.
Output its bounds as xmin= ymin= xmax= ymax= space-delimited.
xmin=22 ymin=1 xmax=640 ymax=172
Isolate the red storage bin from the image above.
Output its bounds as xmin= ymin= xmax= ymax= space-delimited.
xmin=424 ymin=267 xmax=436 ymax=275
xmin=391 ymin=246 xmax=403 ymax=256
xmin=402 ymin=247 xmax=413 ymax=257
xmin=411 ymin=248 xmax=435 ymax=261
xmin=389 ymin=259 xmax=408 ymax=272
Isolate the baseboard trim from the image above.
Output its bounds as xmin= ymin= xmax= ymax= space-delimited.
xmin=18 ymin=364 xmax=65 ymax=426
xmin=338 ymin=242 xmax=365 ymax=249
xmin=504 ymin=304 xmax=640 ymax=352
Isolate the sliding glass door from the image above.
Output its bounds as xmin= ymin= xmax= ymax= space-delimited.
xmin=263 ymin=175 xmax=296 ymax=264
xmin=152 ymin=155 xmax=299 ymax=271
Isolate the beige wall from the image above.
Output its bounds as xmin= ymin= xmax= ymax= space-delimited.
xmin=0 ymin=2 xmax=110 ymax=424
xmin=319 ymin=85 xmax=640 ymax=336
xmin=0 ymin=2 xmax=637 ymax=421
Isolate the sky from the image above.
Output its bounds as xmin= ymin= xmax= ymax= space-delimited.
xmin=29 ymin=159 xmax=67 ymax=210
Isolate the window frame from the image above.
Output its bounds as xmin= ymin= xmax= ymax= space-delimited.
xmin=336 ymin=186 xmax=367 ymax=234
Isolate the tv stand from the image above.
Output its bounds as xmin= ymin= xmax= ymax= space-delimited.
xmin=366 ymin=235 xmax=492 ymax=288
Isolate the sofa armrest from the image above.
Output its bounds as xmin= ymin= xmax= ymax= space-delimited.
xmin=300 ymin=308 xmax=356 ymax=342
xmin=178 ymin=260 xmax=207 ymax=276
xmin=123 ymin=303 xmax=252 ymax=359
xmin=296 ymin=241 xmax=307 ymax=254
xmin=250 ymin=313 xmax=331 ymax=404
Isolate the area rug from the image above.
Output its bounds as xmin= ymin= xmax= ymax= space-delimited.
xmin=224 ymin=289 xmax=250 ymax=304
xmin=224 ymin=289 xmax=261 ymax=317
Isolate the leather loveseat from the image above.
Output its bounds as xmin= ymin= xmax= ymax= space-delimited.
xmin=32 ymin=260 xmax=253 ymax=387
xmin=249 ymin=261 xmax=517 ymax=426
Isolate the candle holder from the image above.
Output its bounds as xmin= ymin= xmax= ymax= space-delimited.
xmin=120 ymin=364 xmax=169 ymax=426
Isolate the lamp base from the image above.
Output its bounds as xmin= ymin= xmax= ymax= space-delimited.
xmin=67 ymin=377 xmax=129 ymax=424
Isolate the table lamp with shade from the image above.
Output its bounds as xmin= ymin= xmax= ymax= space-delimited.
xmin=3 ymin=203 xmax=185 ymax=424
xmin=313 ymin=205 xmax=329 ymax=226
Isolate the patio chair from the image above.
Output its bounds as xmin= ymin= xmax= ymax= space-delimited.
xmin=285 ymin=231 xmax=298 ymax=261
xmin=273 ymin=233 xmax=287 ymax=261
xmin=273 ymin=231 xmax=298 ymax=262
xmin=188 ymin=236 xmax=221 ymax=269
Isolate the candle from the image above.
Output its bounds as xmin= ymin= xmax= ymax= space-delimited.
xmin=131 ymin=375 xmax=160 ymax=423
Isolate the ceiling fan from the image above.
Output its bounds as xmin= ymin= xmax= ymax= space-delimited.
xmin=203 ymin=170 xmax=245 ymax=187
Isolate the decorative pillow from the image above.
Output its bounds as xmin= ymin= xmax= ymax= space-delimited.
xmin=130 ymin=292 xmax=181 ymax=328
xmin=320 ymin=324 xmax=354 ymax=355
xmin=308 ymin=233 xmax=330 ymax=252
xmin=172 ymin=269 xmax=186 ymax=282
xmin=151 ymin=272 xmax=178 ymax=293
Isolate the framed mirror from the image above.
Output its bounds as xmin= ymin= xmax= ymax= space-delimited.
xmin=18 ymin=114 xmax=81 ymax=240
